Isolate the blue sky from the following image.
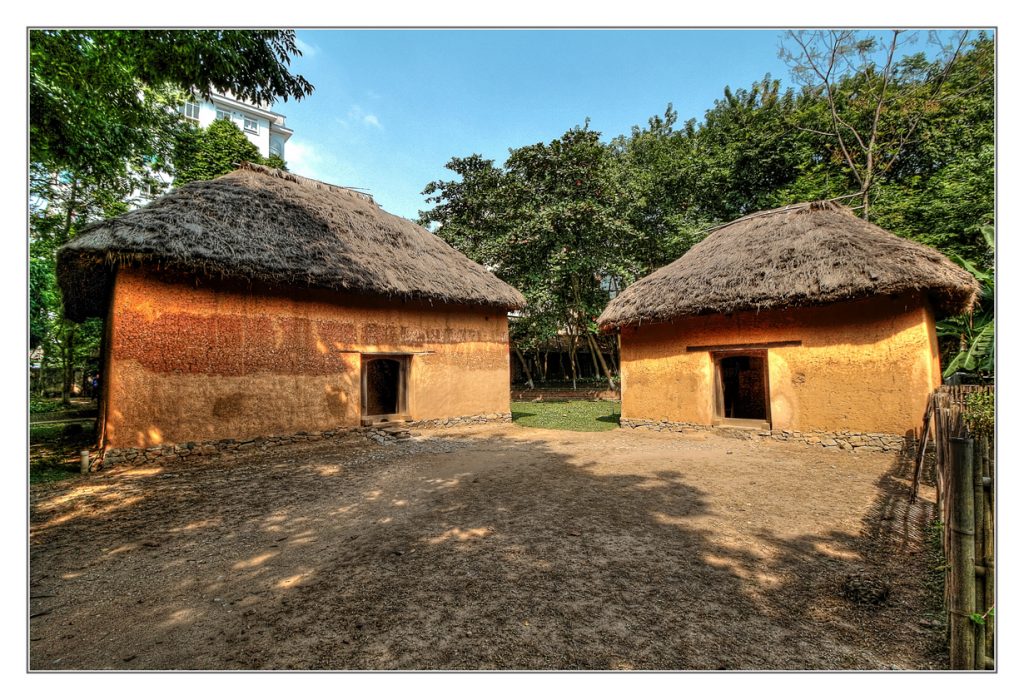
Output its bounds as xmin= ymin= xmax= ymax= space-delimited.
xmin=279 ymin=29 xmax=976 ymax=222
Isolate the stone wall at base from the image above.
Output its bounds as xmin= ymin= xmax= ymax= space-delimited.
xmin=619 ymin=418 xmax=910 ymax=453
xmin=406 ymin=412 xmax=513 ymax=428
xmin=95 ymin=413 xmax=513 ymax=472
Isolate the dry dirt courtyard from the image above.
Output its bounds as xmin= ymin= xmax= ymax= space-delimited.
xmin=29 ymin=423 xmax=944 ymax=670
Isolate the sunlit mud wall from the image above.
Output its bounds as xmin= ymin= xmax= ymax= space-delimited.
xmin=103 ymin=267 xmax=511 ymax=448
xmin=618 ymin=293 xmax=941 ymax=435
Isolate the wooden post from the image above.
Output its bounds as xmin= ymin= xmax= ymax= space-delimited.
xmin=949 ymin=436 xmax=976 ymax=669
xmin=983 ymin=436 xmax=995 ymax=664
xmin=973 ymin=437 xmax=986 ymax=670
xmin=911 ymin=400 xmax=933 ymax=503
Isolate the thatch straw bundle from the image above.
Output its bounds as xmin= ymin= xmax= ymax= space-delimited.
xmin=58 ymin=163 xmax=525 ymax=321
xmin=598 ymin=201 xmax=979 ymax=330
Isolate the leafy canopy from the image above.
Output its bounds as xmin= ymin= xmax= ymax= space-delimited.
xmin=30 ymin=29 xmax=312 ymax=183
xmin=29 ymin=29 xmax=313 ymax=403
xmin=422 ymin=123 xmax=638 ymax=352
xmin=174 ymin=119 xmax=264 ymax=185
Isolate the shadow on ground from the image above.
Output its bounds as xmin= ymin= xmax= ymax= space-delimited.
xmin=29 ymin=429 xmax=942 ymax=670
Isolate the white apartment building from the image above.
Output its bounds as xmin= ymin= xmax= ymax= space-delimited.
xmin=179 ymin=92 xmax=293 ymax=160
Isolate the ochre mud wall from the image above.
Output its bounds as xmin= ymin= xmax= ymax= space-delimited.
xmin=619 ymin=293 xmax=941 ymax=435
xmin=105 ymin=267 xmax=511 ymax=448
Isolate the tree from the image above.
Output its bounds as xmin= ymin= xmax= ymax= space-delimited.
xmin=608 ymin=105 xmax=700 ymax=277
xmin=30 ymin=29 xmax=314 ymax=405
xmin=174 ymin=119 xmax=265 ymax=184
xmin=30 ymin=29 xmax=312 ymax=184
xmin=265 ymin=154 xmax=289 ymax=171
xmin=868 ymin=34 xmax=994 ymax=267
xmin=421 ymin=34 xmax=994 ymax=391
xmin=780 ymin=29 xmax=970 ymax=219
xmin=422 ymin=124 xmax=634 ymax=389
xmin=938 ymin=224 xmax=994 ymax=380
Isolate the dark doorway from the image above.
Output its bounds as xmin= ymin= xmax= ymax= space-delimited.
xmin=365 ymin=358 xmax=400 ymax=415
xmin=362 ymin=355 xmax=409 ymax=420
xmin=715 ymin=353 xmax=769 ymax=422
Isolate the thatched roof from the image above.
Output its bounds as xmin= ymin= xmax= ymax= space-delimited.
xmin=58 ymin=163 xmax=525 ymax=321
xmin=598 ymin=201 xmax=979 ymax=330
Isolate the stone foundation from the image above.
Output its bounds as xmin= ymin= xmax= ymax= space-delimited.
xmin=620 ymin=418 xmax=910 ymax=453
xmin=406 ymin=412 xmax=512 ymax=428
xmin=96 ymin=413 xmax=513 ymax=472
xmin=764 ymin=428 xmax=909 ymax=453
xmin=621 ymin=418 xmax=710 ymax=433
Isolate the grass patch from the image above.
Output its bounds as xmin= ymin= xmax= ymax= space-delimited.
xmin=30 ymin=421 xmax=94 ymax=444
xmin=29 ymin=397 xmax=66 ymax=415
xmin=925 ymin=518 xmax=948 ymax=626
xmin=30 ymin=457 xmax=83 ymax=484
xmin=29 ymin=420 xmax=96 ymax=485
xmin=511 ymin=400 xmax=620 ymax=432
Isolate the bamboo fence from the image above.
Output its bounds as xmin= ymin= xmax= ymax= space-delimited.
xmin=912 ymin=385 xmax=995 ymax=670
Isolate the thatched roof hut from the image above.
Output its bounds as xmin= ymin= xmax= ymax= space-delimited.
xmin=59 ymin=163 xmax=525 ymax=322
xmin=598 ymin=201 xmax=978 ymax=330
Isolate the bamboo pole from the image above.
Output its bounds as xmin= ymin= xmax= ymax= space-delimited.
xmin=983 ymin=435 xmax=995 ymax=663
xmin=949 ymin=436 xmax=976 ymax=669
xmin=973 ymin=437 xmax=986 ymax=671
xmin=911 ymin=400 xmax=933 ymax=502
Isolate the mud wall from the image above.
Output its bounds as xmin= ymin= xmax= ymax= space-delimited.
xmin=104 ymin=267 xmax=511 ymax=448
xmin=619 ymin=293 xmax=941 ymax=435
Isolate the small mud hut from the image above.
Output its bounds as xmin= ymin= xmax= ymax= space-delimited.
xmin=58 ymin=164 xmax=525 ymax=449
xmin=597 ymin=201 xmax=978 ymax=443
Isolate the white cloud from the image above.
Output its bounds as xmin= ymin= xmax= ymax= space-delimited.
xmin=294 ymin=38 xmax=319 ymax=58
xmin=284 ymin=138 xmax=351 ymax=186
xmin=337 ymin=105 xmax=383 ymax=130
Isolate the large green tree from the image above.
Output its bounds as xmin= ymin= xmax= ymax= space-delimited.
xmin=423 ymin=124 xmax=635 ymax=388
xmin=422 ymin=33 xmax=993 ymax=383
xmin=780 ymin=30 xmax=978 ymax=218
xmin=174 ymin=119 xmax=265 ymax=184
xmin=30 ymin=29 xmax=311 ymax=184
xmin=775 ymin=31 xmax=994 ymax=268
xmin=30 ymin=29 xmax=314 ymax=404
xmin=608 ymin=77 xmax=810 ymax=278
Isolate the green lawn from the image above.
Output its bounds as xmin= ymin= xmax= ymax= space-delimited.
xmin=30 ymin=398 xmax=67 ymax=415
xmin=29 ymin=420 xmax=95 ymax=485
xmin=511 ymin=400 xmax=621 ymax=432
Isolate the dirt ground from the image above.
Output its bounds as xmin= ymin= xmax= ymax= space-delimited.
xmin=29 ymin=424 xmax=944 ymax=670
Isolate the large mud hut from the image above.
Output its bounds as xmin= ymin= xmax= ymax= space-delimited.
xmin=597 ymin=201 xmax=979 ymax=443
xmin=58 ymin=164 xmax=525 ymax=449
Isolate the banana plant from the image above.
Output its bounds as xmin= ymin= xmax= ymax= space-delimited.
xmin=938 ymin=224 xmax=994 ymax=378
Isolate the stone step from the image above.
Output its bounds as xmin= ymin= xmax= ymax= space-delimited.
xmin=360 ymin=416 xmax=413 ymax=427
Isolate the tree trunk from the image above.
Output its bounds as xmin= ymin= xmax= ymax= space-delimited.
xmin=587 ymin=332 xmax=616 ymax=391
xmin=586 ymin=336 xmax=601 ymax=379
xmin=61 ymin=323 xmax=76 ymax=407
xmin=513 ymin=345 xmax=534 ymax=389
xmin=569 ymin=334 xmax=579 ymax=390
xmin=58 ymin=177 xmax=82 ymax=407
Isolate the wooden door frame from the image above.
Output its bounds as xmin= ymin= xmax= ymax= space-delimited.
xmin=711 ymin=349 xmax=771 ymax=429
xmin=360 ymin=353 xmax=411 ymax=423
